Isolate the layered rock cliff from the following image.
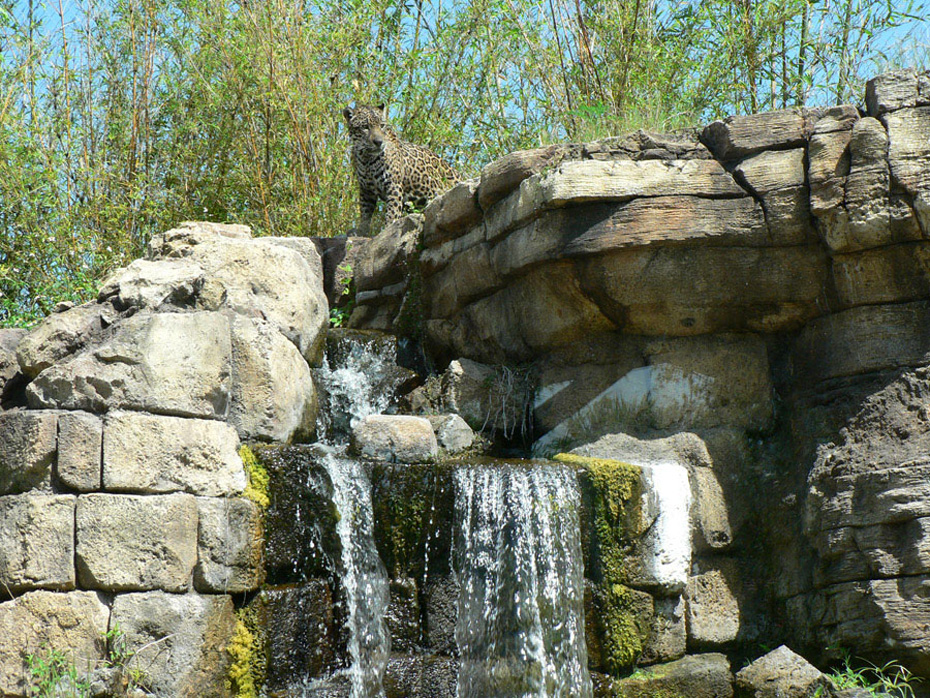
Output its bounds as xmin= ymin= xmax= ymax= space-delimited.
xmin=345 ymin=68 xmax=930 ymax=679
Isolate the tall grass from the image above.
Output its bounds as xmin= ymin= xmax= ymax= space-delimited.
xmin=1 ymin=0 xmax=926 ymax=325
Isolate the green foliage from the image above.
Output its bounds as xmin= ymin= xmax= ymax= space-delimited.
xmin=823 ymin=651 xmax=924 ymax=698
xmin=24 ymin=624 xmax=144 ymax=698
xmin=240 ymin=445 xmax=271 ymax=508
xmin=26 ymin=646 xmax=90 ymax=698
xmin=1 ymin=0 xmax=926 ymax=324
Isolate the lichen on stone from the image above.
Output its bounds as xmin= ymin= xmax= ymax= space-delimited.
xmin=554 ymin=453 xmax=648 ymax=675
xmin=239 ymin=445 xmax=270 ymax=508
xmin=226 ymin=606 xmax=266 ymax=698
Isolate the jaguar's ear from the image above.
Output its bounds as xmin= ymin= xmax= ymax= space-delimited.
xmin=376 ymin=103 xmax=385 ymax=115
xmin=342 ymin=106 xmax=353 ymax=123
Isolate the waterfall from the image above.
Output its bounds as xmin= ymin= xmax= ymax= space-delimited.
xmin=315 ymin=332 xmax=408 ymax=443
xmin=453 ymin=464 xmax=593 ymax=698
xmin=321 ymin=452 xmax=391 ymax=698
xmin=305 ymin=333 xmax=396 ymax=698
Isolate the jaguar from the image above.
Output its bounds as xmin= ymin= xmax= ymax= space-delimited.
xmin=343 ymin=104 xmax=459 ymax=236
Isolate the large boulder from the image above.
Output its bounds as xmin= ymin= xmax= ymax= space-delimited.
xmin=148 ymin=221 xmax=328 ymax=364
xmin=0 ymin=590 xmax=109 ymax=697
xmin=26 ymin=311 xmax=232 ymax=418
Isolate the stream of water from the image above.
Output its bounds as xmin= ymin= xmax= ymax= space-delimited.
xmin=453 ymin=464 xmax=593 ymax=698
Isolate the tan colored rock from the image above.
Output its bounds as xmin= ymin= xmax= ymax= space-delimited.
xmin=97 ymin=258 xmax=205 ymax=310
xmin=558 ymin=196 xmax=769 ymax=255
xmin=111 ymin=590 xmax=236 ymax=698
xmin=702 ymin=109 xmax=806 ymax=160
xmin=0 ymin=410 xmax=58 ymax=494
xmin=151 ymin=222 xmax=327 ymax=364
xmin=229 ymin=316 xmax=318 ymax=443
xmin=477 ymin=145 xmax=566 ymax=210
xmin=0 ymin=590 xmax=109 ymax=697
xmin=448 ymin=263 xmax=615 ymax=363
xmin=884 ymin=106 xmax=930 ymax=194
xmin=103 ymin=411 xmax=245 ymax=495
xmin=577 ymin=244 xmax=827 ymax=336
xmin=538 ymin=158 xmax=745 ymax=206
xmin=351 ymin=415 xmax=438 ymax=463
xmin=832 ymin=242 xmax=930 ymax=308
xmin=194 ymin=496 xmax=265 ymax=593
xmin=355 ymin=214 xmax=422 ymax=292
xmin=26 ymin=311 xmax=232 ymax=419
xmin=147 ymin=220 xmax=252 ymax=258
xmin=811 ymin=104 xmax=859 ymax=134
xmin=76 ymin=493 xmax=198 ymax=592
xmin=0 ymin=494 xmax=75 ymax=593
xmin=423 ymin=177 xmax=481 ymax=246
xmin=262 ymin=235 xmax=325 ymax=281
xmin=735 ymin=148 xmax=805 ymax=194
xmin=809 ymin=126 xmax=852 ymax=217
xmin=866 ymin=69 xmax=929 ymax=116
xmin=16 ymin=302 xmax=113 ymax=379
xmin=685 ymin=566 xmax=742 ymax=646
xmin=735 ymin=645 xmax=835 ymax=698
xmin=792 ymin=301 xmax=930 ymax=383
xmin=57 ymin=411 xmax=103 ymax=491
xmin=423 ymin=242 xmax=501 ymax=319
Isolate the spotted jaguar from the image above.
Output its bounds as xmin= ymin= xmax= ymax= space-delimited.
xmin=343 ymin=104 xmax=459 ymax=236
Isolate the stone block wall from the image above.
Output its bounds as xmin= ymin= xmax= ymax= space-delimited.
xmin=0 ymin=222 xmax=328 ymax=697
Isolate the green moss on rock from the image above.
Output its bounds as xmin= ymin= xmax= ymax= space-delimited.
xmin=226 ymin=605 xmax=266 ymax=698
xmin=240 ymin=445 xmax=270 ymax=508
xmin=555 ymin=453 xmax=650 ymax=676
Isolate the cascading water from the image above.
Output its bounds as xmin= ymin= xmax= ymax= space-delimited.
xmin=305 ymin=333 xmax=399 ymax=698
xmin=319 ymin=451 xmax=391 ymax=698
xmin=453 ymin=464 xmax=593 ymax=698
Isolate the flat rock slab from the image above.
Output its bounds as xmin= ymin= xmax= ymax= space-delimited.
xmin=0 ymin=494 xmax=75 ymax=593
xmin=613 ymin=652 xmax=734 ymax=698
xmin=111 ymin=590 xmax=235 ymax=698
xmin=735 ymin=645 xmax=834 ymax=698
xmin=26 ymin=311 xmax=232 ymax=419
xmin=76 ymin=493 xmax=198 ymax=592
xmin=702 ymin=109 xmax=807 ymax=161
xmin=103 ymin=411 xmax=245 ymax=496
xmin=0 ymin=590 xmax=109 ymax=697
xmin=352 ymin=415 xmax=438 ymax=463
